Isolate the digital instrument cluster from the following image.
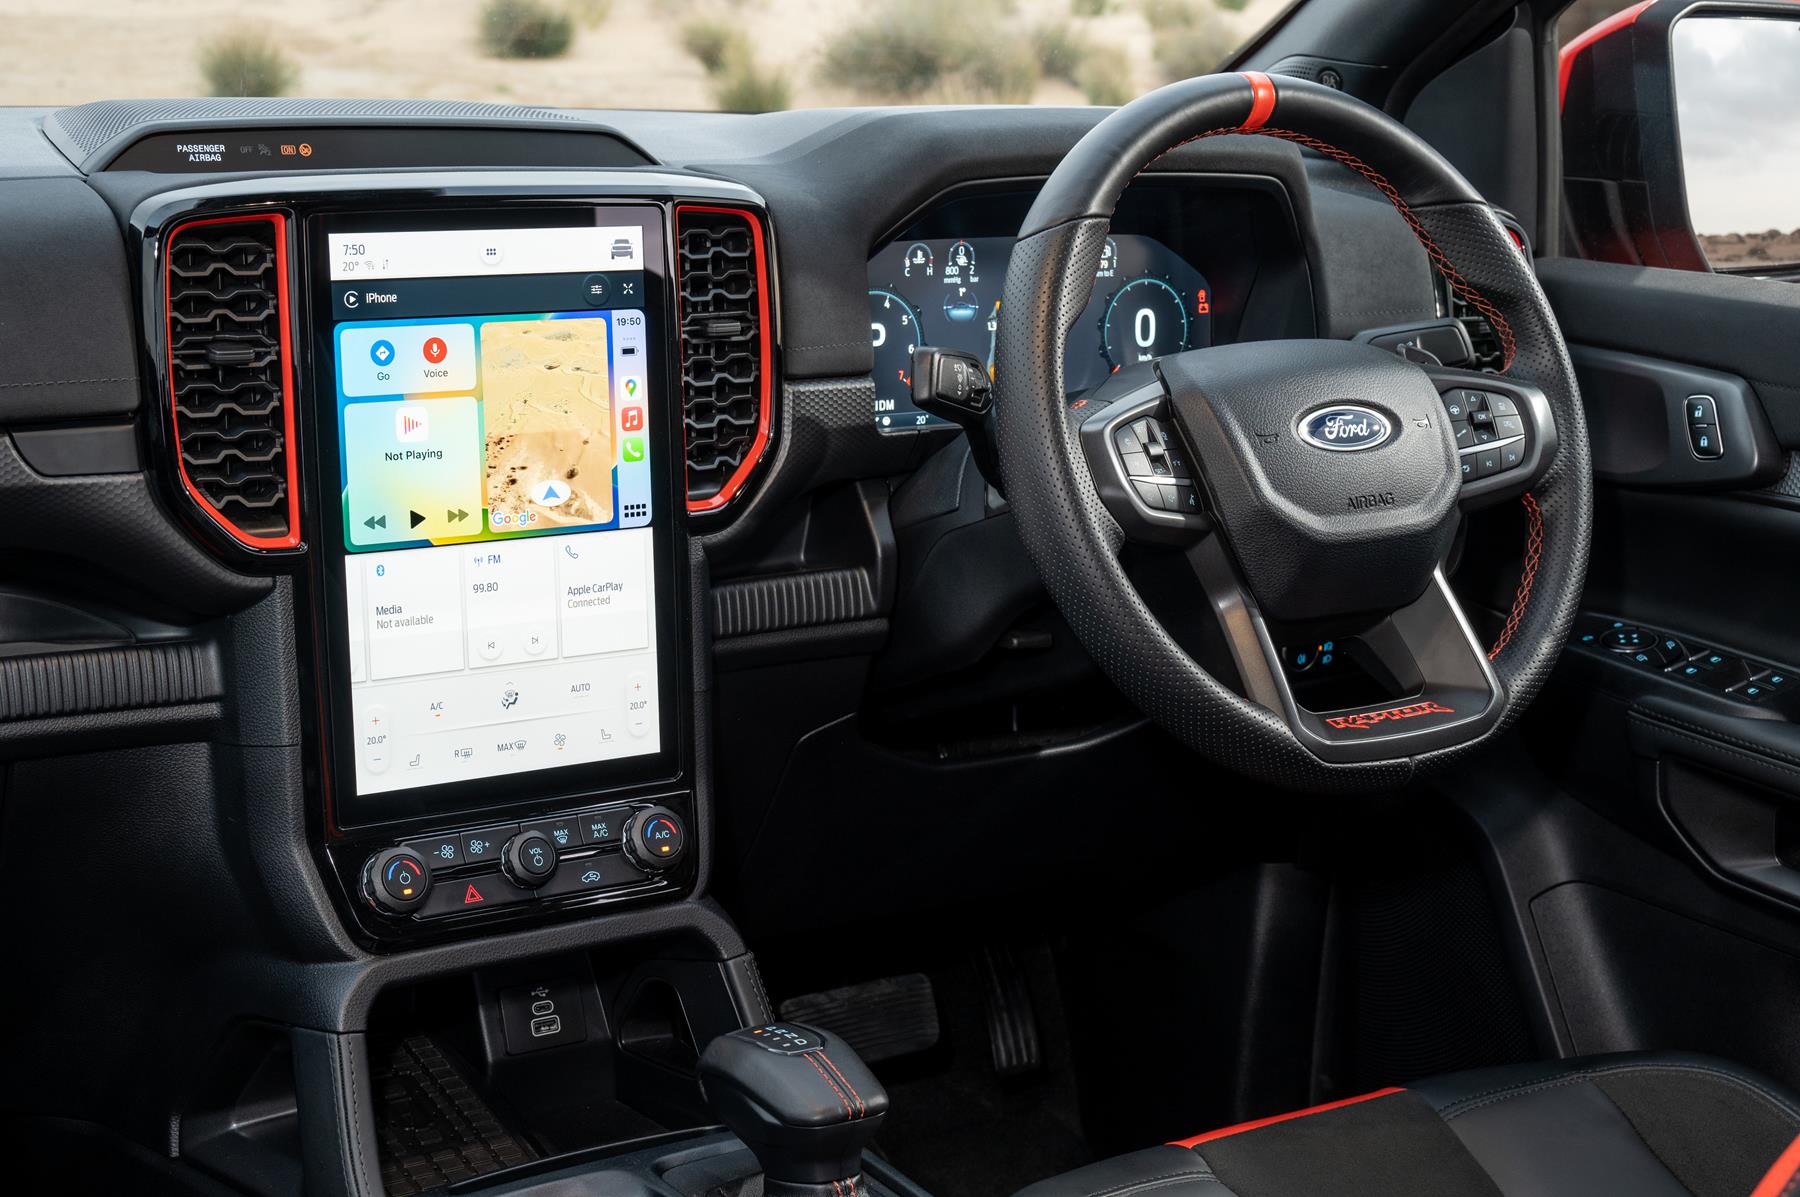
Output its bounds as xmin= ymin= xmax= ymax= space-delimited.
xmin=868 ymin=233 xmax=1213 ymax=430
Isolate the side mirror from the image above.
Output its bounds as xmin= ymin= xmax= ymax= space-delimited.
xmin=1560 ymin=0 xmax=1800 ymax=275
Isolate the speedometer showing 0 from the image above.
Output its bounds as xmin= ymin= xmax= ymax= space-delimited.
xmin=1102 ymin=277 xmax=1190 ymax=368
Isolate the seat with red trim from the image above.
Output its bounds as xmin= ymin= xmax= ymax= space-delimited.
xmin=1015 ymin=1053 xmax=1800 ymax=1197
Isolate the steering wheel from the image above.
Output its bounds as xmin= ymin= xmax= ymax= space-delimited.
xmin=993 ymin=73 xmax=1592 ymax=792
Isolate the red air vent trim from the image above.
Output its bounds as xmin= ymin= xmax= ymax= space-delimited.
xmin=162 ymin=211 xmax=301 ymax=551
xmin=675 ymin=204 xmax=774 ymax=514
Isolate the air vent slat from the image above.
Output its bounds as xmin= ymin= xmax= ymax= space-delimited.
xmin=676 ymin=206 xmax=771 ymax=513
xmin=164 ymin=215 xmax=298 ymax=548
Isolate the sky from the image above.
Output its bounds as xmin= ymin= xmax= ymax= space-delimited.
xmin=1670 ymin=16 xmax=1800 ymax=236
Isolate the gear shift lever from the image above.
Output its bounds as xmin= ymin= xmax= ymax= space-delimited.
xmin=699 ymin=1022 xmax=889 ymax=1195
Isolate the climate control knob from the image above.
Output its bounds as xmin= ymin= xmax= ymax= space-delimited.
xmin=502 ymin=830 xmax=558 ymax=888
xmin=623 ymin=806 xmax=688 ymax=871
xmin=364 ymin=847 xmax=432 ymax=915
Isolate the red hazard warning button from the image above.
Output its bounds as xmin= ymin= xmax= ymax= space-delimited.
xmin=417 ymin=870 xmax=533 ymax=919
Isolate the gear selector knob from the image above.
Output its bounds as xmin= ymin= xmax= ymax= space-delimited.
xmin=698 ymin=1022 xmax=888 ymax=1191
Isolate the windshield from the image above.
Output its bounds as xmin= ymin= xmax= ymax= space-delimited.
xmin=0 ymin=0 xmax=1283 ymax=112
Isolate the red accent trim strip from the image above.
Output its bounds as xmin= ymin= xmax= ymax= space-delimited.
xmin=163 ymin=212 xmax=302 ymax=552
xmin=1238 ymin=71 xmax=1277 ymax=132
xmin=1750 ymin=1131 xmax=1800 ymax=1197
xmin=1558 ymin=0 xmax=1653 ymax=109
xmin=1171 ymin=1087 xmax=1406 ymax=1148
xmin=675 ymin=204 xmax=775 ymax=515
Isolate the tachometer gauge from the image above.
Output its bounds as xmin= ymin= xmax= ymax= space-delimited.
xmin=869 ymin=287 xmax=923 ymax=395
xmin=1102 ymin=277 xmax=1190 ymax=368
xmin=901 ymin=242 xmax=935 ymax=278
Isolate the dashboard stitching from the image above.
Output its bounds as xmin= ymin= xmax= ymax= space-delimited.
xmin=0 ymin=376 xmax=138 ymax=388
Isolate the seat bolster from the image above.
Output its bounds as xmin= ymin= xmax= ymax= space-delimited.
xmin=1011 ymin=1145 xmax=1237 ymax=1197
xmin=1406 ymin=1049 xmax=1800 ymax=1122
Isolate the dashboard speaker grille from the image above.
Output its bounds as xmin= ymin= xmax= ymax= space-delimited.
xmin=163 ymin=213 xmax=300 ymax=550
xmin=675 ymin=205 xmax=773 ymax=513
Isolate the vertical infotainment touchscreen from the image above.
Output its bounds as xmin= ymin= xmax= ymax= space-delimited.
xmin=321 ymin=211 xmax=671 ymax=806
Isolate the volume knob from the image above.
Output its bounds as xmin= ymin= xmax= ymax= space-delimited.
xmin=502 ymin=830 xmax=558 ymax=888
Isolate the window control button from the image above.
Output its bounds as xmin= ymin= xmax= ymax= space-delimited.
xmin=1695 ymin=657 xmax=1753 ymax=689
xmin=1759 ymin=670 xmax=1791 ymax=690
xmin=1739 ymin=682 xmax=1773 ymax=702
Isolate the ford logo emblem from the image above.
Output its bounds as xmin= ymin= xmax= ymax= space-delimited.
xmin=1296 ymin=405 xmax=1393 ymax=452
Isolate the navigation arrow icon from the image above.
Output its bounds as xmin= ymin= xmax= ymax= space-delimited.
xmin=448 ymin=508 xmax=469 ymax=523
xmin=409 ymin=510 xmax=426 ymax=529
xmin=364 ymin=514 xmax=386 ymax=530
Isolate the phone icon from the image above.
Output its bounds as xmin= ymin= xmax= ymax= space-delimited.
xmin=622 ymin=437 xmax=646 ymax=462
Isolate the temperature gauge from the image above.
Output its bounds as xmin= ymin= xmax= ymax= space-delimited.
xmin=901 ymin=242 xmax=935 ymax=278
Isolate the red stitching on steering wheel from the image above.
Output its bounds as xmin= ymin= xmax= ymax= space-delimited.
xmin=1487 ymin=492 xmax=1543 ymax=659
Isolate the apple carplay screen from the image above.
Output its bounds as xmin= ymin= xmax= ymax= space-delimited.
xmin=312 ymin=206 xmax=682 ymax=830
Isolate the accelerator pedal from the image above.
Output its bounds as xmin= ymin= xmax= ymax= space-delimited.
xmin=778 ymin=973 xmax=941 ymax=1064
xmin=977 ymin=944 xmax=1042 ymax=1078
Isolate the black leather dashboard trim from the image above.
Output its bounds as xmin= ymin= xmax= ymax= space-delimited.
xmin=0 ymin=178 xmax=141 ymax=422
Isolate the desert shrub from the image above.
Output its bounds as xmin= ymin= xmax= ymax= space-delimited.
xmin=569 ymin=0 xmax=613 ymax=27
xmin=714 ymin=58 xmax=792 ymax=112
xmin=820 ymin=1 xmax=1040 ymax=102
xmin=682 ymin=18 xmax=743 ymax=74
xmin=1034 ymin=23 xmax=1087 ymax=84
xmin=199 ymin=29 xmax=298 ymax=97
xmin=1077 ymin=53 xmax=1134 ymax=105
xmin=479 ymin=0 xmax=575 ymax=60
xmin=1140 ymin=0 xmax=1235 ymax=80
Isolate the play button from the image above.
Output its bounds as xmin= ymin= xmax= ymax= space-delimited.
xmin=409 ymin=510 xmax=426 ymax=529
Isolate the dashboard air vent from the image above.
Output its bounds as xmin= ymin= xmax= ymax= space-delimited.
xmin=163 ymin=213 xmax=299 ymax=550
xmin=675 ymin=205 xmax=773 ymax=513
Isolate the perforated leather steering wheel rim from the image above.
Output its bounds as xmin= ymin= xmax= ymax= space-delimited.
xmin=992 ymin=72 xmax=1592 ymax=792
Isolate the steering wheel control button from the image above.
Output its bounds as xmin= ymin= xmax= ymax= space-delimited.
xmin=460 ymin=825 xmax=517 ymax=865
xmin=365 ymin=848 xmax=432 ymax=915
xmin=418 ymin=871 xmax=534 ymax=918
xmin=580 ymin=808 xmax=627 ymax=846
xmin=538 ymin=852 xmax=647 ymax=898
xmin=403 ymin=834 xmax=463 ymax=869
xmin=624 ymin=807 xmax=688 ymax=871
xmin=502 ymin=831 xmax=558 ymax=888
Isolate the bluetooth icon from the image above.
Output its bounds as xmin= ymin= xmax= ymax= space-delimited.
xmin=370 ymin=339 xmax=395 ymax=367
